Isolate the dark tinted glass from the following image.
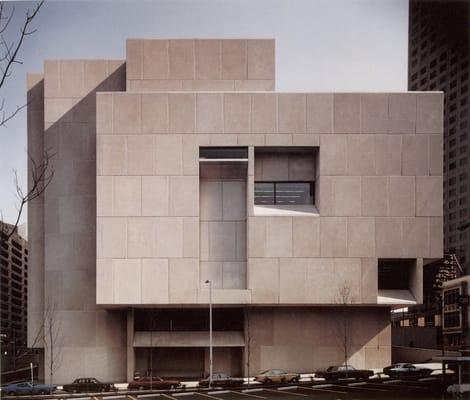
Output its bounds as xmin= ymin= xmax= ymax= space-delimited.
xmin=254 ymin=182 xmax=313 ymax=205
xmin=200 ymin=147 xmax=248 ymax=159
xmin=254 ymin=183 xmax=275 ymax=204
xmin=275 ymin=182 xmax=312 ymax=204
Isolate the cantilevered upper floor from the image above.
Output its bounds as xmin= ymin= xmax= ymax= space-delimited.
xmin=30 ymin=39 xmax=444 ymax=310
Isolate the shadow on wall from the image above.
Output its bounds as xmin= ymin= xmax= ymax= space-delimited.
xmin=27 ymin=63 xmax=128 ymax=383
xmin=247 ymin=307 xmax=390 ymax=373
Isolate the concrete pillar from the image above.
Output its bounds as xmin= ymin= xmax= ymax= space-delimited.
xmin=410 ymin=258 xmax=424 ymax=303
xmin=243 ymin=307 xmax=251 ymax=379
xmin=127 ymin=309 xmax=135 ymax=381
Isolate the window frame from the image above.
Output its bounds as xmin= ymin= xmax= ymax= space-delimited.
xmin=254 ymin=180 xmax=315 ymax=206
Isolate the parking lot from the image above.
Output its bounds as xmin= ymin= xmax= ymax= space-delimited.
xmin=2 ymin=375 xmax=450 ymax=400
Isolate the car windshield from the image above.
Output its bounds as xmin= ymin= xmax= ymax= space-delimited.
xmin=260 ymin=370 xmax=271 ymax=375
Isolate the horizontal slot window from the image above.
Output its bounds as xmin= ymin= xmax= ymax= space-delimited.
xmin=254 ymin=181 xmax=314 ymax=205
xmin=200 ymin=147 xmax=248 ymax=159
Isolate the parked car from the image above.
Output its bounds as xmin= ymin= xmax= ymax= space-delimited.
xmin=1 ymin=382 xmax=57 ymax=396
xmin=128 ymin=376 xmax=181 ymax=390
xmin=383 ymin=363 xmax=433 ymax=379
xmin=315 ymin=365 xmax=374 ymax=382
xmin=254 ymin=369 xmax=300 ymax=384
xmin=198 ymin=373 xmax=245 ymax=388
xmin=63 ymin=377 xmax=115 ymax=393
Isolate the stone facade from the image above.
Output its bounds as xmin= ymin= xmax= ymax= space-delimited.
xmin=28 ymin=38 xmax=444 ymax=383
xmin=95 ymin=89 xmax=443 ymax=306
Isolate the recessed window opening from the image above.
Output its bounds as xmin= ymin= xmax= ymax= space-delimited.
xmin=200 ymin=147 xmax=248 ymax=159
xmin=378 ymin=259 xmax=415 ymax=290
xmin=254 ymin=146 xmax=318 ymax=207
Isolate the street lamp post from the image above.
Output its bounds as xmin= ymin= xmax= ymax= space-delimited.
xmin=205 ymin=280 xmax=213 ymax=388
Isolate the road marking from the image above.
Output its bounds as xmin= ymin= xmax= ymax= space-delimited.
xmin=237 ymin=389 xmax=266 ymax=398
xmin=235 ymin=392 xmax=266 ymax=399
xmin=343 ymin=384 xmax=388 ymax=392
xmin=300 ymin=386 xmax=348 ymax=395
xmin=196 ymin=392 xmax=225 ymax=400
xmin=419 ymin=377 xmax=437 ymax=382
xmin=138 ymin=394 xmax=162 ymax=398
xmin=277 ymin=386 xmax=299 ymax=391
xmin=207 ymin=391 xmax=230 ymax=395
xmin=374 ymin=382 xmax=427 ymax=391
xmin=128 ymin=396 xmax=138 ymax=400
xmin=159 ymin=393 xmax=178 ymax=400
xmin=263 ymin=388 xmax=307 ymax=397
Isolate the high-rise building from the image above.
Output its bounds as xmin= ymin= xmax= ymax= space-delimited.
xmin=27 ymin=38 xmax=443 ymax=383
xmin=0 ymin=222 xmax=29 ymax=371
xmin=408 ymin=0 xmax=470 ymax=272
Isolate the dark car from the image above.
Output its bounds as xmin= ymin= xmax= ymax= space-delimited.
xmin=383 ymin=363 xmax=433 ymax=379
xmin=315 ymin=365 xmax=374 ymax=382
xmin=1 ymin=382 xmax=57 ymax=396
xmin=63 ymin=377 xmax=115 ymax=393
xmin=128 ymin=376 xmax=181 ymax=390
xmin=199 ymin=373 xmax=245 ymax=388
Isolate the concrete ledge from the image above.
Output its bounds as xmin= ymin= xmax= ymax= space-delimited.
xmin=133 ymin=330 xmax=245 ymax=347
xmin=377 ymin=290 xmax=417 ymax=305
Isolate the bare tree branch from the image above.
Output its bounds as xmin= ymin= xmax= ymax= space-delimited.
xmin=43 ymin=300 xmax=63 ymax=388
xmin=335 ymin=281 xmax=354 ymax=375
xmin=0 ymin=0 xmax=44 ymax=127
xmin=0 ymin=0 xmax=44 ymax=88
xmin=0 ymin=150 xmax=55 ymax=247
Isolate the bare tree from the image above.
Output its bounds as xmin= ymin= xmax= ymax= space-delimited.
xmin=0 ymin=152 xmax=54 ymax=244
xmin=335 ymin=282 xmax=354 ymax=376
xmin=0 ymin=0 xmax=44 ymax=127
xmin=43 ymin=301 xmax=63 ymax=389
xmin=10 ymin=300 xmax=62 ymax=386
xmin=0 ymin=0 xmax=51 ymax=245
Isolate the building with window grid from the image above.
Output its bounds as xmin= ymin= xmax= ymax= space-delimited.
xmin=0 ymin=221 xmax=28 ymax=371
xmin=408 ymin=0 xmax=470 ymax=271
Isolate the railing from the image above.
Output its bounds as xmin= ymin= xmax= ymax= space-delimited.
xmin=254 ymin=181 xmax=314 ymax=205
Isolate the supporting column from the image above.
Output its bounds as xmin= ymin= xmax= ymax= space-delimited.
xmin=410 ymin=258 xmax=424 ymax=303
xmin=127 ymin=309 xmax=135 ymax=382
xmin=243 ymin=307 xmax=251 ymax=380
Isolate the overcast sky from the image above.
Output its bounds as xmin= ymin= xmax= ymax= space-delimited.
xmin=0 ymin=0 xmax=408 ymax=224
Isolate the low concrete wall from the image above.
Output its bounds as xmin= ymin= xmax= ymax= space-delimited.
xmin=392 ymin=326 xmax=439 ymax=349
xmin=392 ymin=346 xmax=459 ymax=363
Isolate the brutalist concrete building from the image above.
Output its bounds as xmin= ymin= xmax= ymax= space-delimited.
xmin=28 ymin=38 xmax=444 ymax=383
